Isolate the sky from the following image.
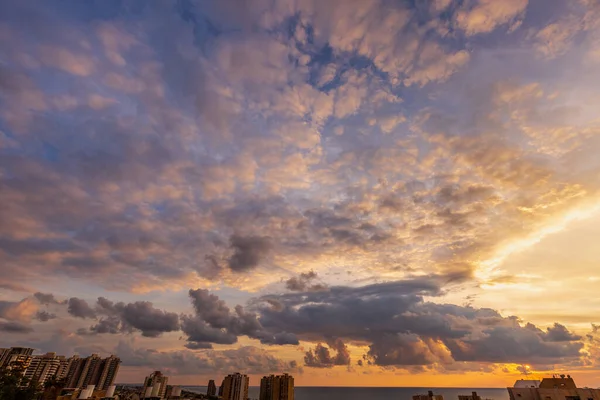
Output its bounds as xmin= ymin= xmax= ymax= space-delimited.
xmin=1 ymin=0 xmax=600 ymax=388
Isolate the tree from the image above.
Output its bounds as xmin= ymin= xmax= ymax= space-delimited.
xmin=0 ymin=365 xmax=39 ymax=400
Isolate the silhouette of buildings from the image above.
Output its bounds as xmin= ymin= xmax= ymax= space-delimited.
xmin=259 ymin=374 xmax=294 ymax=400
xmin=221 ymin=373 xmax=249 ymax=400
xmin=207 ymin=379 xmax=217 ymax=396
xmin=459 ymin=392 xmax=482 ymax=400
xmin=413 ymin=391 xmax=444 ymax=400
xmin=142 ymin=370 xmax=169 ymax=399
xmin=508 ymin=375 xmax=600 ymax=400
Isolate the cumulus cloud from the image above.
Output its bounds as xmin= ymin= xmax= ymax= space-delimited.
xmin=184 ymin=289 xmax=298 ymax=348
xmin=0 ymin=298 xmax=38 ymax=322
xmin=228 ymin=234 xmax=272 ymax=272
xmin=67 ymin=298 xmax=96 ymax=319
xmin=89 ymin=298 xmax=180 ymax=337
xmin=285 ymin=270 xmax=327 ymax=292
xmin=257 ymin=275 xmax=584 ymax=366
xmin=304 ymin=339 xmax=351 ymax=368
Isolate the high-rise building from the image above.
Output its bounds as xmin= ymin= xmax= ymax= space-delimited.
xmin=23 ymin=352 xmax=62 ymax=385
xmin=222 ymin=373 xmax=249 ymax=400
xmin=207 ymin=379 xmax=217 ymax=396
xmin=142 ymin=371 xmax=169 ymax=399
xmin=259 ymin=374 xmax=294 ymax=400
xmin=76 ymin=354 xmax=102 ymax=389
xmin=508 ymin=375 xmax=600 ymax=400
xmin=0 ymin=347 xmax=34 ymax=369
xmin=63 ymin=354 xmax=120 ymax=390
xmin=96 ymin=355 xmax=121 ymax=390
xmin=65 ymin=355 xmax=83 ymax=387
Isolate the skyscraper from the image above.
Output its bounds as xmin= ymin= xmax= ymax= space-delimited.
xmin=96 ymin=355 xmax=121 ymax=390
xmin=142 ymin=371 xmax=169 ymax=399
xmin=259 ymin=374 xmax=294 ymax=400
xmin=76 ymin=354 xmax=102 ymax=389
xmin=207 ymin=379 xmax=217 ymax=396
xmin=63 ymin=354 xmax=121 ymax=389
xmin=221 ymin=373 xmax=249 ymax=400
xmin=0 ymin=347 xmax=34 ymax=369
xmin=23 ymin=352 xmax=62 ymax=385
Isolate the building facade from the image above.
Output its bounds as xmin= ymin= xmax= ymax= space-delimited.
xmin=259 ymin=374 xmax=294 ymax=400
xmin=23 ymin=352 xmax=62 ymax=385
xmin=0 ymin=347 xmax=34 ymax=370
xmin=142 ymin=370 xmax=169 ymax=399
xmin=222 ymin=373 xmax=249 ymax=400
xmin=508 ymin=376 xmax=600 ymax=400
xmin=63 ymin=354 xmax=120 ymax=389
xmin=207 ymin=379 xmax=217 ymax=396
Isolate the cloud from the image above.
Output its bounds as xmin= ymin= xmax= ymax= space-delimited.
xmin=455 ymin=0 xmax=528 ymax=35
xmin=185 ymin=288 xmax=298 ymax=347
xmin=115 ymin=341 xmax=301 ymax=376
xmin=304 ymin=339 xmax=351 ymax=368
xmin=257 ymin=275 xmax=583 ymax=366
xmin=285 ymin=270 xmax=327 ymax=292
xmin=39 ymin=46 xmax=95 ymax=76
xmin=0 ymin=321 xmax=33 ymax=333
xmin=35 ymin=311 xmax=58 ymax=322
xmin=0 ymin=298 xmax=38 ymax=322
xmin=89 ymin=298 xmax=180 ymax=337
xmin=67 ymin=298 xmax=96 ymax=319
xmin=228 ymin=234 xmax=272 ymax=272
xmin=34 ymin=292 xmax=64 ymax=305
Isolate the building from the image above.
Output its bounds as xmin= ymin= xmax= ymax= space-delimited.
xmin=62 ymin=354 xmax=120 ymax=390
xmin=221 ymin=373 xmax=249 ymax=400
xmin=458 ymin=392 xmax=482 ymax=400
xmin=413 ymin=391 xmax=444 ymax=400
xmin=0 ymin=347 xmax=34 ymax=369
xmin=508 ymin=375 xmax=600 ymax=400
xmin=142 ymin=371 xmax=169 ymax=399
xmin=96 ymin=355 xmax=121 ymax=390
xmin=23 ymin=352 xmax=62 ymax=385
xmin=207 ymin=379 xmax=217 ymax=396
xmin=259 ymin=374 xmax=294 ymax=400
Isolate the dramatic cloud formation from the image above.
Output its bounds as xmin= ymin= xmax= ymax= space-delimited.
xmin=1 ymin=0 xmax=600 ymax=386
xmin=257 ymin=276 xmax=584 ymax=366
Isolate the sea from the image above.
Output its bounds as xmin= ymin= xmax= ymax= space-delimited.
xmin=179 ymin=386 xmax=510 ymax=400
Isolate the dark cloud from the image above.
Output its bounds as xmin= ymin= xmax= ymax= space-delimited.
xmin=35 ymin=311 xmax=57 ymax=322
xmin=88 ymin=298 xmax=180 ymax=337
xmin=0 ymin=321 xmax=33 ymax=333
xmin=285 ymin=270 xmax=327 ymax=292
xmin=545 ymin=323 xmax=583 ymax=342
xmin=227 ymin=234 xmax=272 ymax=272
xmin=185 ymin=289 xmax=297 ymax=346
xmin=67 ymin=298 xmax=96 ymax=319
xmin=256 ymin=275 xmax=584 ymax=366
xmin=304 ymin=339 xmax=351 ymax=368
xmin=34 ymin=292 xmax=64 ymax=305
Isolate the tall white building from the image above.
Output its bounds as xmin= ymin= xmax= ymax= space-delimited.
xmin=222 ymin=373 xmax=249 ymax=400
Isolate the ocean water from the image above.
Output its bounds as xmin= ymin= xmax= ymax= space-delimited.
xmin=181 ymin=386 xmax=510 ymax=400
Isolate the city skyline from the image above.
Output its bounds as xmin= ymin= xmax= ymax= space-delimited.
xmin=1 ymin=0 xmax=600 ymax=389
